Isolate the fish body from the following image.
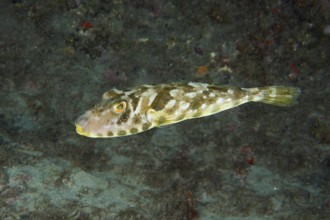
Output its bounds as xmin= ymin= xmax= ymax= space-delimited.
xmin=75 ymin=82 xmax=300 ymax=138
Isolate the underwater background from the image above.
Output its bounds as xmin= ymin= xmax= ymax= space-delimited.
xmin=0 ymin=0 xmax=329 ymax=219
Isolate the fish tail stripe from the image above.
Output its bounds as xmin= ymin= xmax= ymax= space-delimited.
xmin=254 ymin=86 xmax=301 ymax=107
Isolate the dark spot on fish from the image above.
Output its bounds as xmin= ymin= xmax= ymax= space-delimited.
xmin=181 ymin=84 xmax=195 ymax=91
xmin=133 ymin=115 xmax=142 ymax=124
xmin=161 ymin=85 xmax=177 ymax=92
xmin=165 ymin=106 xmax=177 ymax=115
xmin=193 ymin=110 xmax=203 ymax=118
xmin=150 ymin=91 xmax=173 ymax=111
xmin=103 ymin=90 xmax=122 ymax=99
xmin=118 ymin=130 xmax=127 ymax=136
xmin=96 ymin=133 xmax=103 ymax=137
xmin=107 ymin=131 xmax=114 ymax=136
xmin=129 ymin=94 xmax=140 ymax=112
xmin=208 ymin=85 xmax=229 ymax=93
xmin=206 ymin=96 xmax=217 ymax=105
xmin=157 ymin=115 xmax=167 ymax=125
xmin=130 ymin=128 xmax=139 ymax=134
xmin=233 ymin=88 xmax=246 ymax=99
xmin=117 ymin=109 xmax=131 ymax=125
xmin=142 ymin=123 xmax=151 ymax=131
xmin=207 ymin=85 xmax=220 ymax=90
xmin=190 ymin=95 xmax=203 ymax=109
xmin=182 ymin=96 xmax=192 ymax=105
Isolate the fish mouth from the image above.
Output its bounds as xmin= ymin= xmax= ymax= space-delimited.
xmin=76 ymin=124 xmax=85 ymax=135
xmin=75 ymin=124 xmax=92 ymax=137
xmin=75 ymin=123 xmax=109 ymax=138
xmin=75 ymin=113 xmax=94 ymax=137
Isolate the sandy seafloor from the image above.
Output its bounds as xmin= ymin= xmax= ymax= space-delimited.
xmin=0 ymin=0 xmax=329 ymax=219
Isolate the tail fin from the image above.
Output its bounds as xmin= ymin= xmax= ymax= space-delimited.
xmin=252 ymin=86 xmax=301 ymax=107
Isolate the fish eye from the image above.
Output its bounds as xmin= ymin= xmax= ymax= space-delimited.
xmin=114 ymin=101 xmax=126 ymax=113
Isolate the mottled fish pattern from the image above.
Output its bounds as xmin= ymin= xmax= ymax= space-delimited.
xmin=75 ymin=82 xmax=300 ymax=138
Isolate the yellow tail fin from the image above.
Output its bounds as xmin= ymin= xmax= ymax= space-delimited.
xmin=255 ymin=86 xmax=301 ymax=107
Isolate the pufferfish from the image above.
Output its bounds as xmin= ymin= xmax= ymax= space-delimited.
xmin=75 ymin=82 xmax=300 ymax=138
